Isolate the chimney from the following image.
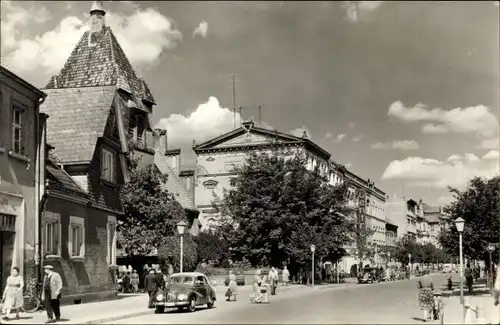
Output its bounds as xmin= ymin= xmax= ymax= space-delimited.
xmin=89 ymin=1 xmax=106 ymax=34
xmin=153 ymin=129 xmax=167 ymax=155
xmin=302 ymin=130 xmax=308 ymax=139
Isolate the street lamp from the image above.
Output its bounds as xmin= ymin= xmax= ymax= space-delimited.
xmin=455 ymin=217 xmax=465 ymax=306
xmin=310 ymin=244 xmax=316 ymax=287
xmin=387 ymin=252 xmax=391 ymax=267
xmin=486 ymin=244 xmax=496 ymax=290
xmin=176 ymin=220 xmax=188 ymax=273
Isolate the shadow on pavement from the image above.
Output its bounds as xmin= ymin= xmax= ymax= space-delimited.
xmin=411 ymin=316 xmax=426 ymax=322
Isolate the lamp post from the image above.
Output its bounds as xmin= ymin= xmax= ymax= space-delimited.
xmin=310 ymin=244 xmax=316 ymax=287
xmin=176 ymin=220 xmax=188 ymax=273
xmin=486 ymin=244 xmax=496 ymax=290
xmin=387 ymin=251 xmax=391 ymax=268
xmin=455 ymin=217 xmax=465 ymax=306
xmin=408 ymin=253 xmax=412 ymax=276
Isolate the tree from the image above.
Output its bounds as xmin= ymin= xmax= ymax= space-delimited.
xmin=439 ymin=176 xmax=500 ymax=265
xmin=194 ymin=229 xmax=230 ymax=266
xmin=393 ymin=235 xmax=419 ymax=265
xmin=216 ymin=151 xmax=355 ymax=276
xmin=158 ymin=235 xmax=198 ymax=273
xmin=119 ymin=164 xmax=187 ymax=256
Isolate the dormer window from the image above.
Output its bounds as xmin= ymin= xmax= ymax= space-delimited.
xmin=128 ymin=111 xmax=147 ymax=145
xmin=101 ymin=148 xmax=115 ymax=182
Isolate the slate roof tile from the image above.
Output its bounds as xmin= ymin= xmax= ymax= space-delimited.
xmin=154 ymin=152 xmax=197 ymax=211
xmin=40 ymin=86 xmax=116 ymax=163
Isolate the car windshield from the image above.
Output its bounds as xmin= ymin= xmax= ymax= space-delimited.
xmin=168 ymin=276 xmax=195 ymax=285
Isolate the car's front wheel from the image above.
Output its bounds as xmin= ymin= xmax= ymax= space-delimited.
xmin=187 ymin=296 xmax=197 ymax=312
xmin=155 ymin=306 xmax=165 ymax=314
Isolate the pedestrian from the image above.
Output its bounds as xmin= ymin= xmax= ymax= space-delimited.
xmin=130 ymin=270 xmax=139 ymax=293
xmin=269 ymin=267 xmax=279 ymax=295
xmin=123 ymin=272 xmax=131 ymax=293
xmin=250 ymin=270 xmax=262 ymax=303
xmin=465 ymin=263 xmax=474 ymax=293
xmin=41 ymin=265 xmax=63 ymax=323
xmin=493 ymin=265 xmax=500 ymax=322
xmin=156 ymin=269 xmax=165 ymax=291
xmin=1 ymin=266 xmax=24 ymax=321
xmin=416 ymin=273 xmax=434 ymax=322
xmin=226 ymin=270 xmax=238 ymax=301
xmin=282 ymin=266 xmax=290 ymax=286
xmin=144 ymin=269 xmax=158 ymax=308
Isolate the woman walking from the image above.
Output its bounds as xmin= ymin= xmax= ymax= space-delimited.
xmin=250 ymin=270 xmax=262 ymax=303
xmin=2 ymin=267 xmax=24 ymax=321
xmin=226 ymin=270 xmax=238 ymax=301
xmin=417 ymin=273 xmax=434 ymax=322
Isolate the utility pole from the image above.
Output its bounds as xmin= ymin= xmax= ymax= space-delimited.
xmin=232 ymin=74 xmax=237 ymax=129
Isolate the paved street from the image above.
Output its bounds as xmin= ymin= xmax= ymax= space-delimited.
xmin=106 ymin=274 xmax=449 ymax=324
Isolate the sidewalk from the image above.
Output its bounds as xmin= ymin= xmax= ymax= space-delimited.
xmin=5 ymin=283 xmax=330 ymax=324
xmin=442 ymin=279 xmax=498 ymax=324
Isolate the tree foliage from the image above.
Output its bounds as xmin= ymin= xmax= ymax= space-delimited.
xmin=119 ymin=164 xmax=187 ymax=256
xmin=158 ymin=235 xmax=198 ymax=273
xmin=393 ymin=235 xmax=453 ymax=265
xmin=439 ymin=176 xmax=500 ymax=264
xmin=216 ymin=151 xmax=355 ymax=273
xmin=194 ymin=229 xmax=230 ymax=266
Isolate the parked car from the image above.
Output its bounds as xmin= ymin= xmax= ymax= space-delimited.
xmin=153 ymin=272 xmax=216 ymax=313
xmin=358 ymin=267 xmax=378 ymax=284
xmin=224 ymin=271 xmax=246 ymax=286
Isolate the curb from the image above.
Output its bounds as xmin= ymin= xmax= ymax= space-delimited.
xmin=81 ymin=310 xmax=154 ymax=324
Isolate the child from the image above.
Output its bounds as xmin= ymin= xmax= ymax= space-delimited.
xmin=433 ymin=292 xmax=444 ymax=321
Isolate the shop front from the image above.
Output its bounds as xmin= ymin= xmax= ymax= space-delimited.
xmin=0 ymin=192 xmax=24 ymax=294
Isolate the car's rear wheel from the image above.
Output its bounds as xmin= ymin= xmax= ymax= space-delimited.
xmin=207 ymin=296 xmax=215 ymax=309
xmin=155 ymin=306 xmax=165 ymax=314
xmin=187 ymin=296 xmax=196 ymax=312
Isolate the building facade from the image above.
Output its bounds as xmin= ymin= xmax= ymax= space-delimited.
xmin=386 ymin=196 xmax=422 ymax=239
xmin=192 ymin=120 xmax=339 ymax=230
xmin=0 ymin=64 xmax=46 ymax=293
xmin=422 ymin=203 xmax=445 ymax=247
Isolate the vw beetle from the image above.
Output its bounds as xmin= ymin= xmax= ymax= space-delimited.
xmin=153 ymin=272 xmax=216 ymax=313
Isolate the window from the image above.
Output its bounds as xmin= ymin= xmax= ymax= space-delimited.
xmin=11 ymin=103 xmax=24 ymax=154
xmin=101 ymin=148 xmax=115 ymax=182
xmin=68 ymin=216 xmax=85 ymax=258
xmin=107 ymin=216 xmax=117 ymax=265
xmin=42 ymin=212 xmax=61 ymax=256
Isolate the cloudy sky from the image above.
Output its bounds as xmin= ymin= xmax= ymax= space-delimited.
xmin=2 ymin=0 xmax=499 ymax=206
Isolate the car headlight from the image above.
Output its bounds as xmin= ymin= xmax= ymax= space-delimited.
xmin=177 ymin=293 xmax=187 ymax=301
xmin=156 ymin=294 xmax=164 ymax=301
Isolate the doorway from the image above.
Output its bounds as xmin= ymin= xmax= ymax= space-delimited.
xmin=0 ymin=231 xmax=15 ymax=294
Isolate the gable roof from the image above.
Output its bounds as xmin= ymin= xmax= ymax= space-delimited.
xmin=154 ymin=152 xmax=197 ymax=212
xmin=41 ymin=86 xmax=116 ymax=163
xmin=45 ymin=26 xmax=155 ymax=111
xmin=46 ymin=159 xmax=89 ymax=199
xmin=193 ymin=122 xmax=331 ymax=160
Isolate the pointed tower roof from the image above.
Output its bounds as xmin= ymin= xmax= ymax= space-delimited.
xmin=45 ymin=3 xmax=155 ymax=111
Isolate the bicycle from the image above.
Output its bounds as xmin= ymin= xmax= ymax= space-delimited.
xmin=22 ymin=277 xmax=42 ymax=313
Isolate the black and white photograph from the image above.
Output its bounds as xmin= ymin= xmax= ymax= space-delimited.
xmin=0 ymin=1 xmax=499 ymax=324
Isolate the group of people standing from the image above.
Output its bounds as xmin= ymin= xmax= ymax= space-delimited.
xmin=1 ymin=265 xmax=63 ymax=323
xmin=249 ymin=266 xmax=290 ymax=304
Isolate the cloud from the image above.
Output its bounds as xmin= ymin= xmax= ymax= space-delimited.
xmin=371 ymin=140 xmax=419 ymax=150
xmin=348 ymin=123 xmax=355 ymax=128
xmin=334 ymin=134 xmax=346 ymax=143
xmin=381 ymin=150 xmax=500 ymax=189
xmin=342 ymin=1 xmax=385 ymax=22
xmin=1 ymin=1 xmax=182 ymax=76
xmin=324 ymin=132 xmax=333 ymax=139
xmin=352 ymin=135 xmax=364 ymax=142
xmin=345 ymin=163 xmax=353 ymax=169
xmin=193 ymin=21 xmax=208 ymax=38
xmin=388 ymin=101 xmax=499 ymax=138
xmin=290 ymin=126 xmax=312 ymax=139
xmin=475 ymin=138 xmax=499 ymax=150
xmin=436 ymin=196 xmax=455 ymax=206
xmin=155 ymin=97 xmax=238 ymax=147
